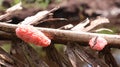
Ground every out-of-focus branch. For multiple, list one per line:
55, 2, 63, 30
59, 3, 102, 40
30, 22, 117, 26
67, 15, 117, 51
0, 2, 22, 20
71, 17, 109, 32
20, 6, 60, 25
0, 31, 13, 40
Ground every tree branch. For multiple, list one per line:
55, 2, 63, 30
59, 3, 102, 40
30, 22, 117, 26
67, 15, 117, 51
0, 23, 120, 47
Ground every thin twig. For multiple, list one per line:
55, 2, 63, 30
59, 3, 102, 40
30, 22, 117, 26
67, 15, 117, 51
0, 13, 11, 20
59, 24, 73, 30
71, 18, 90, 31
84, 17, 109, 31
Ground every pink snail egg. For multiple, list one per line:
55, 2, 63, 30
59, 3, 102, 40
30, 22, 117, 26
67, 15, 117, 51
16, 25, 51, 47
89, 37, 108, 51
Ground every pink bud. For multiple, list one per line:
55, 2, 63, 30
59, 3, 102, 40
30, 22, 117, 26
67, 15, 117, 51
89, 37, 107, 51
16, 25, 51, 47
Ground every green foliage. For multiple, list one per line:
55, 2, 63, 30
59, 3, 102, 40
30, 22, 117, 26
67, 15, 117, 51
97, 30, 114, 34
0, 0, 3, 6
0, 0, 4, 10
55, 44, 65, 53
13, 0, 21, 5
1, 44, 11, 53
0, 0, 62, 10
30, 44, 46, 56
95, 28, 116, 34
33, 0, 51, 9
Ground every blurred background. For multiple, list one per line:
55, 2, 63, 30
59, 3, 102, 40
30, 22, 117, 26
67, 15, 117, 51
0, 0, 120, 67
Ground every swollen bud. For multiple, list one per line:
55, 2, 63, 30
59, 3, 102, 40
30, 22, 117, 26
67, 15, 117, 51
16, 25, 51, 47
89, 37, 108, 51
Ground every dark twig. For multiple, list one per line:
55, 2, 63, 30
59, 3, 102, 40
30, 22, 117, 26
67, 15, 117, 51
39, 18, 67, 24
0, 31, 13, 40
